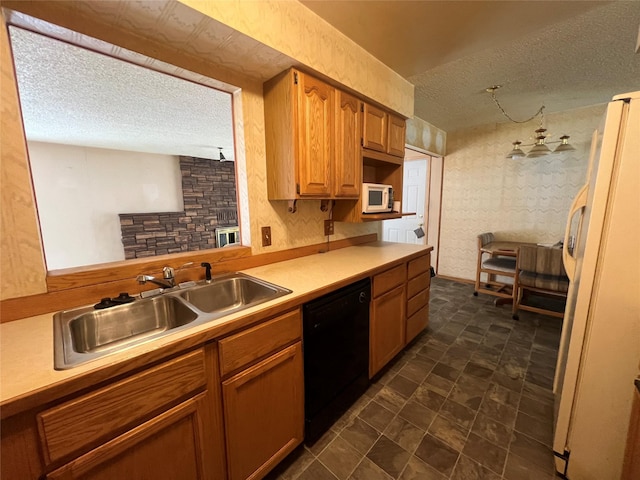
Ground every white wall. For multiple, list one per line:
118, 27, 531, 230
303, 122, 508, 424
438, 104, 606, 281
28, 141, 183, 270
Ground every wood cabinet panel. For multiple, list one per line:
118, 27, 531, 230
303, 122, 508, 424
1, 410, 43, 479
222, 342, 304, 480
406, 253, 431, 344
407, 271, 430, 299
46, 393, 212, 480
334, 90, 362, 197
218, 309, 301, 377
387, 113, 406, 157
408, 253, 430, 279
370, 285, 406, 377
265, 68, 362, 202
406, 304, 429, 345
264, 69, 296, 200
407, 289, 429, 318
362, 103, 388, 153
296, 72, 333, 196
372, 263, 406, 297
38, 350, 206, 464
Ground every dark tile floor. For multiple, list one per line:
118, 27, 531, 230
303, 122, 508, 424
266, 277, 563, 480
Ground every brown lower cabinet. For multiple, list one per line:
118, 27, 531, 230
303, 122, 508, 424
46, 393, 212, 480
370, 252, 431, 377
222, 342, 304, 480
218, 308, 304, 480
0, 308, 305, 480
370, 284, 406, 377
1, 347, 227, 480
406, 253, 431, 344
2, 255, 433, 480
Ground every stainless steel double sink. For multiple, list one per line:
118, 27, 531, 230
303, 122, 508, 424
53, 272, 291, 370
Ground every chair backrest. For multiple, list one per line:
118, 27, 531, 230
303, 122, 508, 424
477, 232, 495, 248
518, 245, 567, 277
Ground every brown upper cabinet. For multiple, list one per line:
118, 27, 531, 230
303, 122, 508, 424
264, 69, 332, 199
362, 103, 388, 153
264, 68, 407, 206
294, 72, 334, 197
264, 69, 361, 201
362, 103, 407, 158
334, 90, 362, 198
387, 113, 407, 157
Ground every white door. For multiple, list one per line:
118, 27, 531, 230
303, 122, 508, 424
383, 157, 427, 244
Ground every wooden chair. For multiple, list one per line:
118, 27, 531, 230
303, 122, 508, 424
512, 245, 569, 320
473, 232, 517, 304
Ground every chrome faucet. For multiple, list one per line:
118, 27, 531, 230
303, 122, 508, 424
137, 266, 175, 289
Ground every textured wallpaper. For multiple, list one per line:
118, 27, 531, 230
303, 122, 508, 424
438, 104, 606, 281
181, 0, 414, 118
406, 116, 447, 156
240, 83, 379, 255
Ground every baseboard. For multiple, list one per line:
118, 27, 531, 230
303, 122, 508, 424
434, 274, 474, 285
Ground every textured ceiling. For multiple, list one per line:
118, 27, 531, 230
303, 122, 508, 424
8, 0, 640, 155
302, 0, 640, 132
9, 26, 235, 161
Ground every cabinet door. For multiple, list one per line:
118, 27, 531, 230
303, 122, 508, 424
362, 103, 388, 153
387, 114, 406, 157
296, 73, 333, 196
370, 285, 406, 377
334, 90, 361, 197
223, 342, 304, 480
46, 393, 214, 480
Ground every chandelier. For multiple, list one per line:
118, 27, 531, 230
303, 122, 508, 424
486, 85, 575, 159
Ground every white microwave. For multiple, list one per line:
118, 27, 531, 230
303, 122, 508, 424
362, 183, 393, 214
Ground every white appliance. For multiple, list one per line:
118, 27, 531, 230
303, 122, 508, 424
553, 92, 640, 479
362, 183, 393, 213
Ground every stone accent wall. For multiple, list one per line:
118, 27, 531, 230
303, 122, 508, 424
120, 156, 237, 259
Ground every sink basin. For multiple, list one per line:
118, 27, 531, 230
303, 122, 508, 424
55, 295, 199, 369
179, 273, 291, 314
53, 273, 291, 369
70, 296, 198, 353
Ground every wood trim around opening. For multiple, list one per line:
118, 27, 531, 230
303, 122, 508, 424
0, 233, 378, 323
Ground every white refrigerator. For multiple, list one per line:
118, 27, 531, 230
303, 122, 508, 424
553, 91, 640, 479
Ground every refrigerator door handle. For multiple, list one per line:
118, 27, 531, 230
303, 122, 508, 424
563, 183, 588, 280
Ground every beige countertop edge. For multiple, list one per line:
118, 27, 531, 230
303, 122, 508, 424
0, 241, 431, 415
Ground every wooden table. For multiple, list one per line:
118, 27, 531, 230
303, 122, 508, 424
481, 241, 534, 257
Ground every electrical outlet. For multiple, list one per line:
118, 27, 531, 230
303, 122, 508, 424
261, 226, 272, 247
324, 219, 334, 236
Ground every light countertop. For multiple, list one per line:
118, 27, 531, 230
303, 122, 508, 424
1, 241, 431, 413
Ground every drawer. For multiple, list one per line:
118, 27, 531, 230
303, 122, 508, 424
407, 289, 429, 318
373, 263, 407, 297
407, 271, 430, 299
408, 253, 430, 279
219, 308, 301, 377
406, 305, 429, 344
38, 349, 206, 465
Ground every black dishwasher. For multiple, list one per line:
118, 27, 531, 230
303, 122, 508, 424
303, 278, 371, 443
